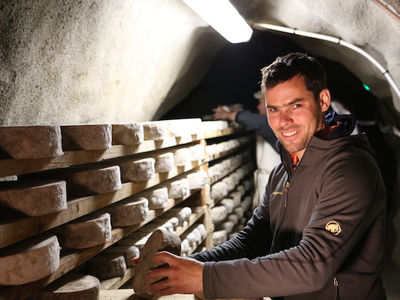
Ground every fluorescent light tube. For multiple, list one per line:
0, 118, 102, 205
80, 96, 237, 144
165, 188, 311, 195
183, 0, 253, 43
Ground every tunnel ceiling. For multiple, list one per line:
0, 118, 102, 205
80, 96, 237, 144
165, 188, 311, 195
0, 0, 399, 129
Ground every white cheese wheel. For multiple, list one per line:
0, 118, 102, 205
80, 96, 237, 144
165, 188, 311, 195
65, 165, 122, 196
154, 152, 174, 173
30, 273, 100, 300
189, 144, 205, 161
0, 126, 63, 159
57, 212, 112, 249
0, 234, 60, 285
104, 245, 140, 267
108, 196, 149, 227
142, 187, 169, 209
168, 178, 189, 199
187, 171, 208, 190
210, 181, 228, 200
87, 253, 127, 280
220, 198, 234, 214
212, 230, 227, 246
0, 180, 67, 216
112, 123, 144, 145
120, 158, 155, 182
211, 206, 228, 225
229, 191, 242, 208
227, 214, 239, 225
61, 124, 112, 150
142, 122, 167, 140
174, 148, 190, 166
216, 221, 234, 234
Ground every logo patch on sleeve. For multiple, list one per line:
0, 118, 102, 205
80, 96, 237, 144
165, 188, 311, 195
325, 221, 341, 236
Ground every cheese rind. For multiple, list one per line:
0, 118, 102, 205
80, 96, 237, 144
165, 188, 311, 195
0, 126, 63, 159
30, 273, 100, 300
108, 196, 149, 227
120, 158, 155, 182
57, 212, 112, 249
112, 123, 144, 145
0, 234, 60, 285
61, 124, 112, 150
0, 180, 67, 216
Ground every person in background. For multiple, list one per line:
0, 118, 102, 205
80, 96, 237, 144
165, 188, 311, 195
212, 92, 278, 152
212, 92, 281, 205
139, 53, 387, 300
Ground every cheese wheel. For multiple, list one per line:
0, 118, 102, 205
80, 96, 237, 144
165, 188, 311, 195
168, 179, 189, 199
30, 273, 100, 300
143, 123, 167, 140
104, 245, 140, 267
64, 165, 122, 196
189, 144, 205, 161
120, 158, 155, 182
132, 230, 181, 299
87, 253, 127, 280
0, 180, 67, 216
174, 148, 190, 166
0, 234, 60, 285
210, 181, 227, 200
212, 230, 227, 246
211, 206, 228, 225
154, 152, 174, 173
142, 187, 169, 209
112, 123, 144, 145
61, 124, 112, 150
220, 198, 234, 214
57, 212, 112, 249
0, 126, 63, 159
187, 171, 208, 190
108, 196, 149, 227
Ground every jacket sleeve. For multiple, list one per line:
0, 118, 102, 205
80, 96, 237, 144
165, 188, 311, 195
235, 111, 278, 152
201, 152, 386, 299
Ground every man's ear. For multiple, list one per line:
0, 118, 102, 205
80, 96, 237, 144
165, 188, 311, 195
319, 89, 331, 112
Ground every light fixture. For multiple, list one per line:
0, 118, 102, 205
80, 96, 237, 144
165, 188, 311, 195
183, 0, 253, 44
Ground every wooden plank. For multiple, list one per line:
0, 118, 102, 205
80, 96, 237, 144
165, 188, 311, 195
0, 134, 203, 178
0, 163, 205, 249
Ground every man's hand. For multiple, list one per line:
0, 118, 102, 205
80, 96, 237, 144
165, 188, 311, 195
212, 105, 237, 122
142, 251, 204, 296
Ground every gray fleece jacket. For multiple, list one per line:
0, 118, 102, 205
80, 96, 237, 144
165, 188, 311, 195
191, 114, 386, 299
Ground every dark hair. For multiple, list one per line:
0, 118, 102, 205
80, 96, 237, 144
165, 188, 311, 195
261, 53, 327, 101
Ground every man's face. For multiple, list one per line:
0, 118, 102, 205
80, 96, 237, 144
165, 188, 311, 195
265, 75, 330, 159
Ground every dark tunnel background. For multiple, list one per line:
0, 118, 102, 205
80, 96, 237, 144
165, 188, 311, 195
162, 30, 399, 259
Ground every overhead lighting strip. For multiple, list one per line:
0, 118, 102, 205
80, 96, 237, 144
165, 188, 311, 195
183, 0, 253, 44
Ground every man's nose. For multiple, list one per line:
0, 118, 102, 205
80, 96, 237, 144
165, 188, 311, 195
279, 110, 293, 126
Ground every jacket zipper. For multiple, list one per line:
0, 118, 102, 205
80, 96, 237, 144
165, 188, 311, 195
334, 277, 340, 300
284, 181, 290, 207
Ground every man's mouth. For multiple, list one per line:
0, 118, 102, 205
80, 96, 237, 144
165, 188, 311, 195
282, 128, 301, 137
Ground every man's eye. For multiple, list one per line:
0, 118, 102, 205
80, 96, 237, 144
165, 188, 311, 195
269, 108, 278, 113
293, 104, 301, 109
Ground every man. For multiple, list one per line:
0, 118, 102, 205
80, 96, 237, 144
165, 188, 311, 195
141, 53, 387, 299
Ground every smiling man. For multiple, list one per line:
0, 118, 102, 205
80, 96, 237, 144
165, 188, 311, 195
142, 53, 387, 300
